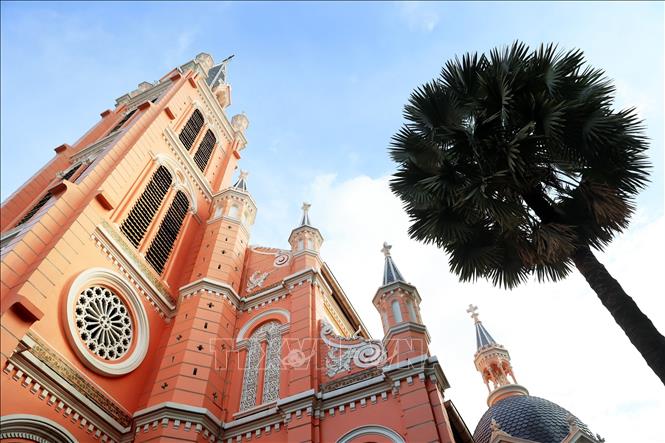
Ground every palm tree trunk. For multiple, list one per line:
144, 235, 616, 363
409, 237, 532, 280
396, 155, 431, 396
572, 245, 665, 385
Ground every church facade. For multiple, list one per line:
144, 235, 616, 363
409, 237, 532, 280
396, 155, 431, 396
0, 53, 602, 443
0, 53, 472, 443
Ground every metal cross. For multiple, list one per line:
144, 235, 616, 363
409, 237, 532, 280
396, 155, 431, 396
466, 304, 480, 322
381, 242, 392, 257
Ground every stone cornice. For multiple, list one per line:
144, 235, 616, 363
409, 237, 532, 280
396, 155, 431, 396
383, 321, 431, 344
132, 401, 221, 438
6, 334, 131, 442
179, 277, 242, 308
372, 280, 422, 306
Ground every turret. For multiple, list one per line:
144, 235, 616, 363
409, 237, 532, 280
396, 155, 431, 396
189, 170, 256, 292
467, 304, 529, 406
372, 242, 430, 363
288, 202, 323, 270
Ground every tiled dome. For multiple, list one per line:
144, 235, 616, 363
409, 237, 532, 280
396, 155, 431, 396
473, 395, 593, 443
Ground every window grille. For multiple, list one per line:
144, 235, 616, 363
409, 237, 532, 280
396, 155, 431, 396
192, 129, 216, 172
109, 109, 137, 134
120, 166, 172, 248
14, 192, 53, 227
178, 109, 204, 151
145, 191, 189, 274
239, 322, 282, 411
14, 163, 82, 228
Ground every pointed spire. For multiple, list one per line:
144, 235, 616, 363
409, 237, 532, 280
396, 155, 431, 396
233, 170, 249, 191
381, 242, 406, 286
300, 202, 312, 226
467, 304, 497, 350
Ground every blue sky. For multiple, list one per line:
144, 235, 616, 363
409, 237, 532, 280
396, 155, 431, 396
2, 2, 664, 441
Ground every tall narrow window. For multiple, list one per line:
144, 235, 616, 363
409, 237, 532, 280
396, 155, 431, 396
14, 164, 82, 228
120, 166, 172, 248
406, 300, 418, 323
239, 322, 282, 411
192, 129, 216, 172
178, 109, 204, 151
391, 300, 403, 323
145, 191, 189, 274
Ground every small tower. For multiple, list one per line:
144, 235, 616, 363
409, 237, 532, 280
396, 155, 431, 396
467, 304, 529, 406
190, 170, 256, 291
288, 202, 324, 270
373, 242, 430, 363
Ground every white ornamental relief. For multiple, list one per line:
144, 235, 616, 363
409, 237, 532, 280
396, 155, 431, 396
246, 270, 270, 293
321, 320, 386, 377
239, 321, 283, 411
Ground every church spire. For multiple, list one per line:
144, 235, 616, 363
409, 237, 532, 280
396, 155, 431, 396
467, 305, 529, 406
381, 242, 405, 286
233, 170, 249, 191
300, 202, 311, 226
467, 304, 497, 350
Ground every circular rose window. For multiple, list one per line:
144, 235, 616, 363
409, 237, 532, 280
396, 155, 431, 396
75, 286, 133, 360
65, 268, 149, 376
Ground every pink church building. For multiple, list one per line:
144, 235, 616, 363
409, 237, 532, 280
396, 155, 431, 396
0, 52, 603, 443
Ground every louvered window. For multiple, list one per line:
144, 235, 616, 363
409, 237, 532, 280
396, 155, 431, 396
120, 166, 172, 248
145, 191, 189, 274
193, 129, 216, 172
61, 163, 81, 181
109, 109, 137, 134
14, 164, 82, 228
179, 109, 204, 151
15, 192, 53, 227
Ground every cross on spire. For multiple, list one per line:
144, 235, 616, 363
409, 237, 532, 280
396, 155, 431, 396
300, 202, 311, 226
381, 242, 392, 257
467, 304, 480, 323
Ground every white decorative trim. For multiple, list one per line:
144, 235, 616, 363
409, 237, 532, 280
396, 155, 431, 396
163, 126, 213, 201
153, 152, 198, 213
337, 425, 405, 443
0, 414, 78, 443
236, 309, 290, 343
64, 268, 149, 376
321, 320, 386, 377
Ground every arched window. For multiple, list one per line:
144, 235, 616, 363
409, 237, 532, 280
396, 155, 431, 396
178, 109, 204, 151
228, 204, 240, 219
192, 129, 217, 172
406, 299, 418, 323
120, 166, 172, 248
391, 300, 403, 323
239, 321, 283, 411
145, 190, 189, 274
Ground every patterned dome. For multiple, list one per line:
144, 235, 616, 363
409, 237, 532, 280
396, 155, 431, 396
473, 395, 593, 443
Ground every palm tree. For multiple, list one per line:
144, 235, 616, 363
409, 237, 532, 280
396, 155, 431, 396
389, 42, 665, 383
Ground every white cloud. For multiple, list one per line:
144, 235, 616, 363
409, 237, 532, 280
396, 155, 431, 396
306, 173, 665, 442
398, 2, 440, 33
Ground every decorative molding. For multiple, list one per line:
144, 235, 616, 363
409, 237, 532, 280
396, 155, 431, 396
163, 126, 213, 201
92, 221, 176, 317
337, 425, 405, 443
236, 308, 290, 343
0, 414, 78, 443
64, 268, 149, 376
152, 152, 198, 214
245, 270, 270, 293
321, 320, 385, 377
69, 132, 120, 165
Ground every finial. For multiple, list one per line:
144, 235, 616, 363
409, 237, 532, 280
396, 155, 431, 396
233, 170, 249, 191
466, 304, 480, 323
490, 418, 501, 433
381, 242, 392, 257
300, 202, 311, 226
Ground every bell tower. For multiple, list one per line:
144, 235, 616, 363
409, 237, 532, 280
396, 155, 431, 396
373, 242, 430, 363
467, 304, 529, 406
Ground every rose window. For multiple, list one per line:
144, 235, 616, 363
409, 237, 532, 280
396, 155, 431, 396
75, 286, 133, 360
